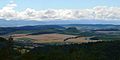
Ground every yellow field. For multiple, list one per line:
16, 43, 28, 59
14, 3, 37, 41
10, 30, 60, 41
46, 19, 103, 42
14, 34, 102, 43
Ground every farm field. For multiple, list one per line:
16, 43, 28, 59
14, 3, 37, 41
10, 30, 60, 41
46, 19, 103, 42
14, 34, 101, 43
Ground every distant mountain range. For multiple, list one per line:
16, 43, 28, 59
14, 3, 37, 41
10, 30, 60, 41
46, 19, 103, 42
0, 22, 120, 35
0, 19, 120, 27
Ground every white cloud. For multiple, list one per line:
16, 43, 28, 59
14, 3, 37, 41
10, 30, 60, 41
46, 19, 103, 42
0, 2, 120, 21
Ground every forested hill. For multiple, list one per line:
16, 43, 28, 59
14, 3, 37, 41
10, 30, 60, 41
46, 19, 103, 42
0, 25, 65, 35
19, 41, 120, 60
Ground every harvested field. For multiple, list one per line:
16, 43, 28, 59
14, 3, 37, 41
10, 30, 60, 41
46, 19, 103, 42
14, 34, 102, 43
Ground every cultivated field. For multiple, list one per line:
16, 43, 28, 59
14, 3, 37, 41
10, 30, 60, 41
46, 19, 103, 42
14, 34, 102, 43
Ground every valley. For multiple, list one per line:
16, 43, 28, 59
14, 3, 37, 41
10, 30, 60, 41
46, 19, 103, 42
0, 24, 120, 60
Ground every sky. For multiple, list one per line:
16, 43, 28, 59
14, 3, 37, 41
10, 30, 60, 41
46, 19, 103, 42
0, 0, 120, 21
0, 0, 120, 10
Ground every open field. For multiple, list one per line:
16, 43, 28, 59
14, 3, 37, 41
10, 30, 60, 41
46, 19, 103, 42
14, 34, 102, 43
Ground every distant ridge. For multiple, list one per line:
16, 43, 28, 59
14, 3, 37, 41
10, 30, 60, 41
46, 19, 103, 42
0, 19, 120, 27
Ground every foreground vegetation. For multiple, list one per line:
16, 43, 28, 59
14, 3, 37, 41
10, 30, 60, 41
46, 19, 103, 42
19, 41, 120, 60
0, 36, 119, 60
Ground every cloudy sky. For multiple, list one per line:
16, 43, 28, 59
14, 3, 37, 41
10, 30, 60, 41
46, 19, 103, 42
0, 0, 120, 21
